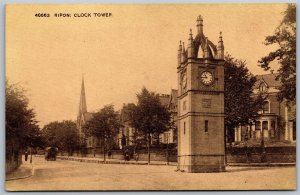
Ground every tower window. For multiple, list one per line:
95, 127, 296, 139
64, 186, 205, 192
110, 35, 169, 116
204, 120, 208, 132
184, 122, 186, 135
183, 101, 186, 111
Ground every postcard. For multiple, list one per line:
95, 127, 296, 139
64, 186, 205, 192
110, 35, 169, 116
5, 4, 296, 191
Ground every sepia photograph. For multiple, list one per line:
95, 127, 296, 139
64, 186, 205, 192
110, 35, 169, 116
5, 3, 296, 191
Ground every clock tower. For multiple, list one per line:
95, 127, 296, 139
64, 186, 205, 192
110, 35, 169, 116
177, 15, 225, 172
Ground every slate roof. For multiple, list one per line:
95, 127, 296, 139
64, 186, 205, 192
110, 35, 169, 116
254, 73, 281, 88
159, 94, 171, 107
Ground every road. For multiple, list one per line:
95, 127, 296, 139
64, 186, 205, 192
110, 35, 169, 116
6, 156, 296, 191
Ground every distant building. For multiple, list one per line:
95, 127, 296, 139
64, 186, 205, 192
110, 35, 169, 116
118, 93, 177, 149
76, 77, 102, 149
233, 73, 296, 144
118, 103, 136, 149
159, 91, 178, 144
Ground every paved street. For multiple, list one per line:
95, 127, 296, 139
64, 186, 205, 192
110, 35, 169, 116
6, 156, 296, 191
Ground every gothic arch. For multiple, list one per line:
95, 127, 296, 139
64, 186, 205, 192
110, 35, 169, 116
193, 34, 218, 58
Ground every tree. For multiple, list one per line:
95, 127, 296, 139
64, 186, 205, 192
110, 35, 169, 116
224, 55, 265, 142
259, 4, 296, 103
128, 88, 171, 164
6, 80, 44, 161
83, 105, 120, 162
42, 120, 79, 155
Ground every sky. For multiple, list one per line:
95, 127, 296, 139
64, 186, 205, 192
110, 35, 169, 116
6, 4, 287, 126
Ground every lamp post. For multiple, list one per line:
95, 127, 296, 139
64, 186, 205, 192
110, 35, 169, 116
166, 133, 169, 165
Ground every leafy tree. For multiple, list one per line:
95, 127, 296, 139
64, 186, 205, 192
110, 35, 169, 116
42, 120, 79, 155
224, 56, 265, 142
259, 4, 296, 103
128, 88, 171, 164
83, 105, 120, 162
6, 80, 44, 161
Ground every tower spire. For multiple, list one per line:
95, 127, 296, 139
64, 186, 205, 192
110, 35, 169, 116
187, 29, 195, 58
178, 40, 182, 67
217, 31, 224, 59
181, 42, 187, 63
196, 15, 203, 34
78, 75, 87, 116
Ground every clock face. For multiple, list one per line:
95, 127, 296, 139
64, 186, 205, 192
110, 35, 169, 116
182, 72, 187, 88
201, 71, 213, 85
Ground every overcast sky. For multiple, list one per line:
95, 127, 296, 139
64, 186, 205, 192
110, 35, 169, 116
6, 4, 287, 126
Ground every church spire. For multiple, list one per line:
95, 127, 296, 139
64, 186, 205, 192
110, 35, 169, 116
78, 75, 87, 116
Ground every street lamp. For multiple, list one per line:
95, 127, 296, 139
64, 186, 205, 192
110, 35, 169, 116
166, 133, 169, 165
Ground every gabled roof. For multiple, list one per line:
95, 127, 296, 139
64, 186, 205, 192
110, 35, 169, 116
254, 73, 281, 88
120, 103, 135, 123
159, 94, 170, 107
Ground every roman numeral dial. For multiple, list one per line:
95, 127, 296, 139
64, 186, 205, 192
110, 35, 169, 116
200, 71, 213, 85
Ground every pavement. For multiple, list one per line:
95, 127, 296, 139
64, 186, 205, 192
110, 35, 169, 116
6, 156, 296, 191
7, 154, 295, 182
6, 159, 33, 181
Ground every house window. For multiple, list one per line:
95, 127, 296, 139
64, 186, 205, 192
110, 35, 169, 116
204, 120, 208, 132
164, 133, 170, 143
259, 83, 267, 92
255, 121, 261, 130
271, 120, 276, 138
262, 121, 268, 131
184, 122, 186, 135
183, 101, 186, 111
262, 100, 270, 113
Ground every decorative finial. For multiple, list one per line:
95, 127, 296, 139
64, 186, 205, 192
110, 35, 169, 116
178, 40, 182, 52
180, 42, 187, 63
197, 15, 203, 21
217, 32, 224, 60
189, 29, 193, 40
196, 15, 203, 34
187, 29, 195, 58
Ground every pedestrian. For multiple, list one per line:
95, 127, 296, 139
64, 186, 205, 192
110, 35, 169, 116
25, 151, 28, 162
134, 151, 139, 162
124, 149, 129, 161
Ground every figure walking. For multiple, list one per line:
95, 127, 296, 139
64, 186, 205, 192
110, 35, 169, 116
25, 151, 28, 162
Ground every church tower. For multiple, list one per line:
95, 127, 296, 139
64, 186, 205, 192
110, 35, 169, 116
78, 76, 87, 116
177, 15, 225, 172
77, 76, 88, 137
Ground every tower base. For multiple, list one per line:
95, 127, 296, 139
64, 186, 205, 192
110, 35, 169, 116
178, 154, 225, 173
